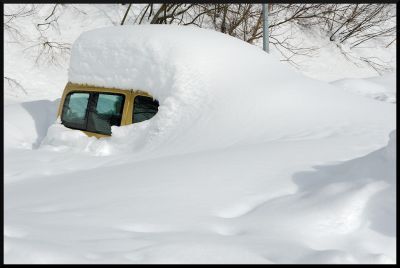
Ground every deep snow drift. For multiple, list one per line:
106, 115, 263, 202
4, 25, 396, 264
42, 25, 394, 158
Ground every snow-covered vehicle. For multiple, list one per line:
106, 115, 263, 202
49, 24, 395, 153
58, 27, 168, 138
4, 22, 396, 264
58, 83, 159, 137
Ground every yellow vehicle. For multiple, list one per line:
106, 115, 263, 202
57, 82, 159, 138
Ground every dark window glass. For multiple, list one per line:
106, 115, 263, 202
61, 91, 125, 135
133, 96, 159, 124
87, 93, 125, 135
61, 92, 90, 129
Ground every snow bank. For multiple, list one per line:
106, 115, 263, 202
5, 129, 396, 264
42, 25, 395, 157
4, 100, 59, 150
330, 73, 396, 103
5, 11, 396, 265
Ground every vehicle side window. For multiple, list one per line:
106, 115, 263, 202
61, 92, 90, 129
133, 96, 159, 124
87, 93, 125, 135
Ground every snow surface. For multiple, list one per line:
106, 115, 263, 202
44, 25, 395, 158
4, 4, 395, 105
4, 24, 396, 264
330, 73, 396, 103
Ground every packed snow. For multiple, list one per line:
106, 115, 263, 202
4, 23, 396, 264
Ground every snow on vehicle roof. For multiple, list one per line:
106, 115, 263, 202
68, 25, 280, 101
59, 25, 394, 156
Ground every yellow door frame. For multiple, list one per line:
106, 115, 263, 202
58, 82, 155, 138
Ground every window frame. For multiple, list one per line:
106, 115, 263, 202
61, 90, 126, 136
61, 91, 91, 131
58, 83, 159, 137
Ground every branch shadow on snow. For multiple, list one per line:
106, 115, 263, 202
292, 130, 396, 238
21, 99, 60, 149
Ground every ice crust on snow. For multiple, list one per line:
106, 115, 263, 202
44, 25, 395, 156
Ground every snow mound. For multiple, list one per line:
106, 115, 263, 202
330, 73, 396, 103
4, 100, 59, 150
5, 129, 396, 264
42, 25, 394, 157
